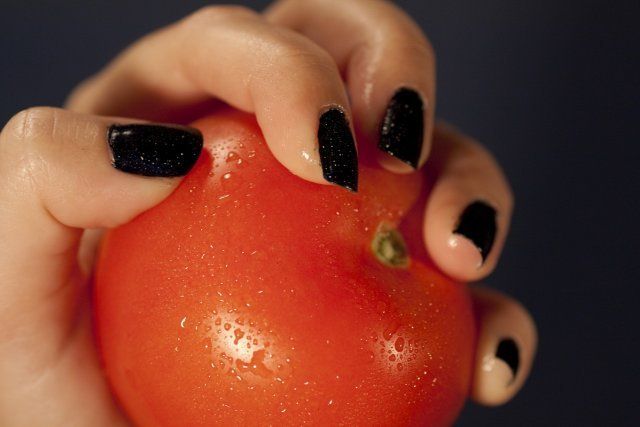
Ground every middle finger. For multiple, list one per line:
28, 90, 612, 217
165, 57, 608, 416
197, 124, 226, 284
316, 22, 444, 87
266, 0, 436, 173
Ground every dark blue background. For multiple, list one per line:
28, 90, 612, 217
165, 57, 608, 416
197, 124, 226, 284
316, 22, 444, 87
2, 1, 638, 425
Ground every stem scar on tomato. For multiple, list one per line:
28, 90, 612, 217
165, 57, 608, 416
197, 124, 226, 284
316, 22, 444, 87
371, 222, 410, 268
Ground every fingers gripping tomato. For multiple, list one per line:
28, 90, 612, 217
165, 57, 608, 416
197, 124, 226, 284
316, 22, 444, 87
94, 109, 476, 426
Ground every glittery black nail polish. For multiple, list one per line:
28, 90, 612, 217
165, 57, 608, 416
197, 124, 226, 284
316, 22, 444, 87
108, 124, 203, 177
496, 338, 520, 379
318, 108, 359, 192
378, 87, 424, 169
453, 201, 497, 262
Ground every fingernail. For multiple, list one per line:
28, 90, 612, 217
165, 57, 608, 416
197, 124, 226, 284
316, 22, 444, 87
108, 124, 203, 177
496, 338, 520, 381
378, 87, 424, 169
453, 201, 497, 263
318, 108, 359, 192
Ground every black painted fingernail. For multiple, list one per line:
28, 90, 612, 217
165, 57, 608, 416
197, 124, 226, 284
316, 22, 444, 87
496, 338, 520, 380
378, 87, 424, 169
453, 201, 497, 262
318, 108, 359, 192
108, 124, 203, 177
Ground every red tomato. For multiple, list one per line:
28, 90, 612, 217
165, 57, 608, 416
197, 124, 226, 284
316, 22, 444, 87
94, 109, 476, 426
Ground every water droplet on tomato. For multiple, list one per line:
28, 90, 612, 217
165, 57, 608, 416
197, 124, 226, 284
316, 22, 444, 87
225, 151, 238, 162
394, 337, 405, 352
235, 349, 273, 378
383, 321, 400, 341
233, 328, 245, 345
202, 337, 211, 350
397, 363, 404, 371
376, 301, 388, 315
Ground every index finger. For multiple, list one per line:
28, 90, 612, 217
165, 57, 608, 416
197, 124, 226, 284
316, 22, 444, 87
68, 6, 358, 191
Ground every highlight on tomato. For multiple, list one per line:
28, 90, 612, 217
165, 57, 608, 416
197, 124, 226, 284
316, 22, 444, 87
94, 109, 476, 426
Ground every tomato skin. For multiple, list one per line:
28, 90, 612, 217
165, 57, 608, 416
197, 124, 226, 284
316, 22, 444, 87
94, 109, 475, 426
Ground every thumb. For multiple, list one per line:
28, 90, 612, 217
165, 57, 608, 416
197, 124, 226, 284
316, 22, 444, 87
0, 107, 202, 425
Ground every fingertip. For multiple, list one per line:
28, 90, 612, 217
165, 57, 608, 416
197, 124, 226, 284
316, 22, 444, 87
318, 107, 359, 192
423, 124, 513, 282
425, 200, 503, 283
264, 105, 359, 193
470, 287, 538, 406
376, 87, 428, 172
376, 150, 419, 174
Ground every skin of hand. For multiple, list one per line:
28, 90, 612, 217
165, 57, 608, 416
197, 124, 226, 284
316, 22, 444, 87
0, 1, 536, 425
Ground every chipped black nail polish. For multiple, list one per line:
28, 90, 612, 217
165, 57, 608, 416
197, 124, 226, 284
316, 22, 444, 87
496, 338, 520, 380
378, 87, 424, 169
453, 201, 497, 262
108, 124, 203, 177
318, 108, 359, 192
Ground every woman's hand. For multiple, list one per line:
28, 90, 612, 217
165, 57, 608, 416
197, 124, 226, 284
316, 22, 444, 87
0, 1, 536, 425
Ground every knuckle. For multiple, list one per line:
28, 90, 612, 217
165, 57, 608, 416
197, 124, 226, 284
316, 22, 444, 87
183, 5, 256, 27
280, 43, 332, 70
2, 107, 57, 148
271, 37, 337, 77
65, 75, 99, 111
389, 29, 435, 62
371, 3, 435, 61
470, 141, 514, 212
0, 107, 59, 188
